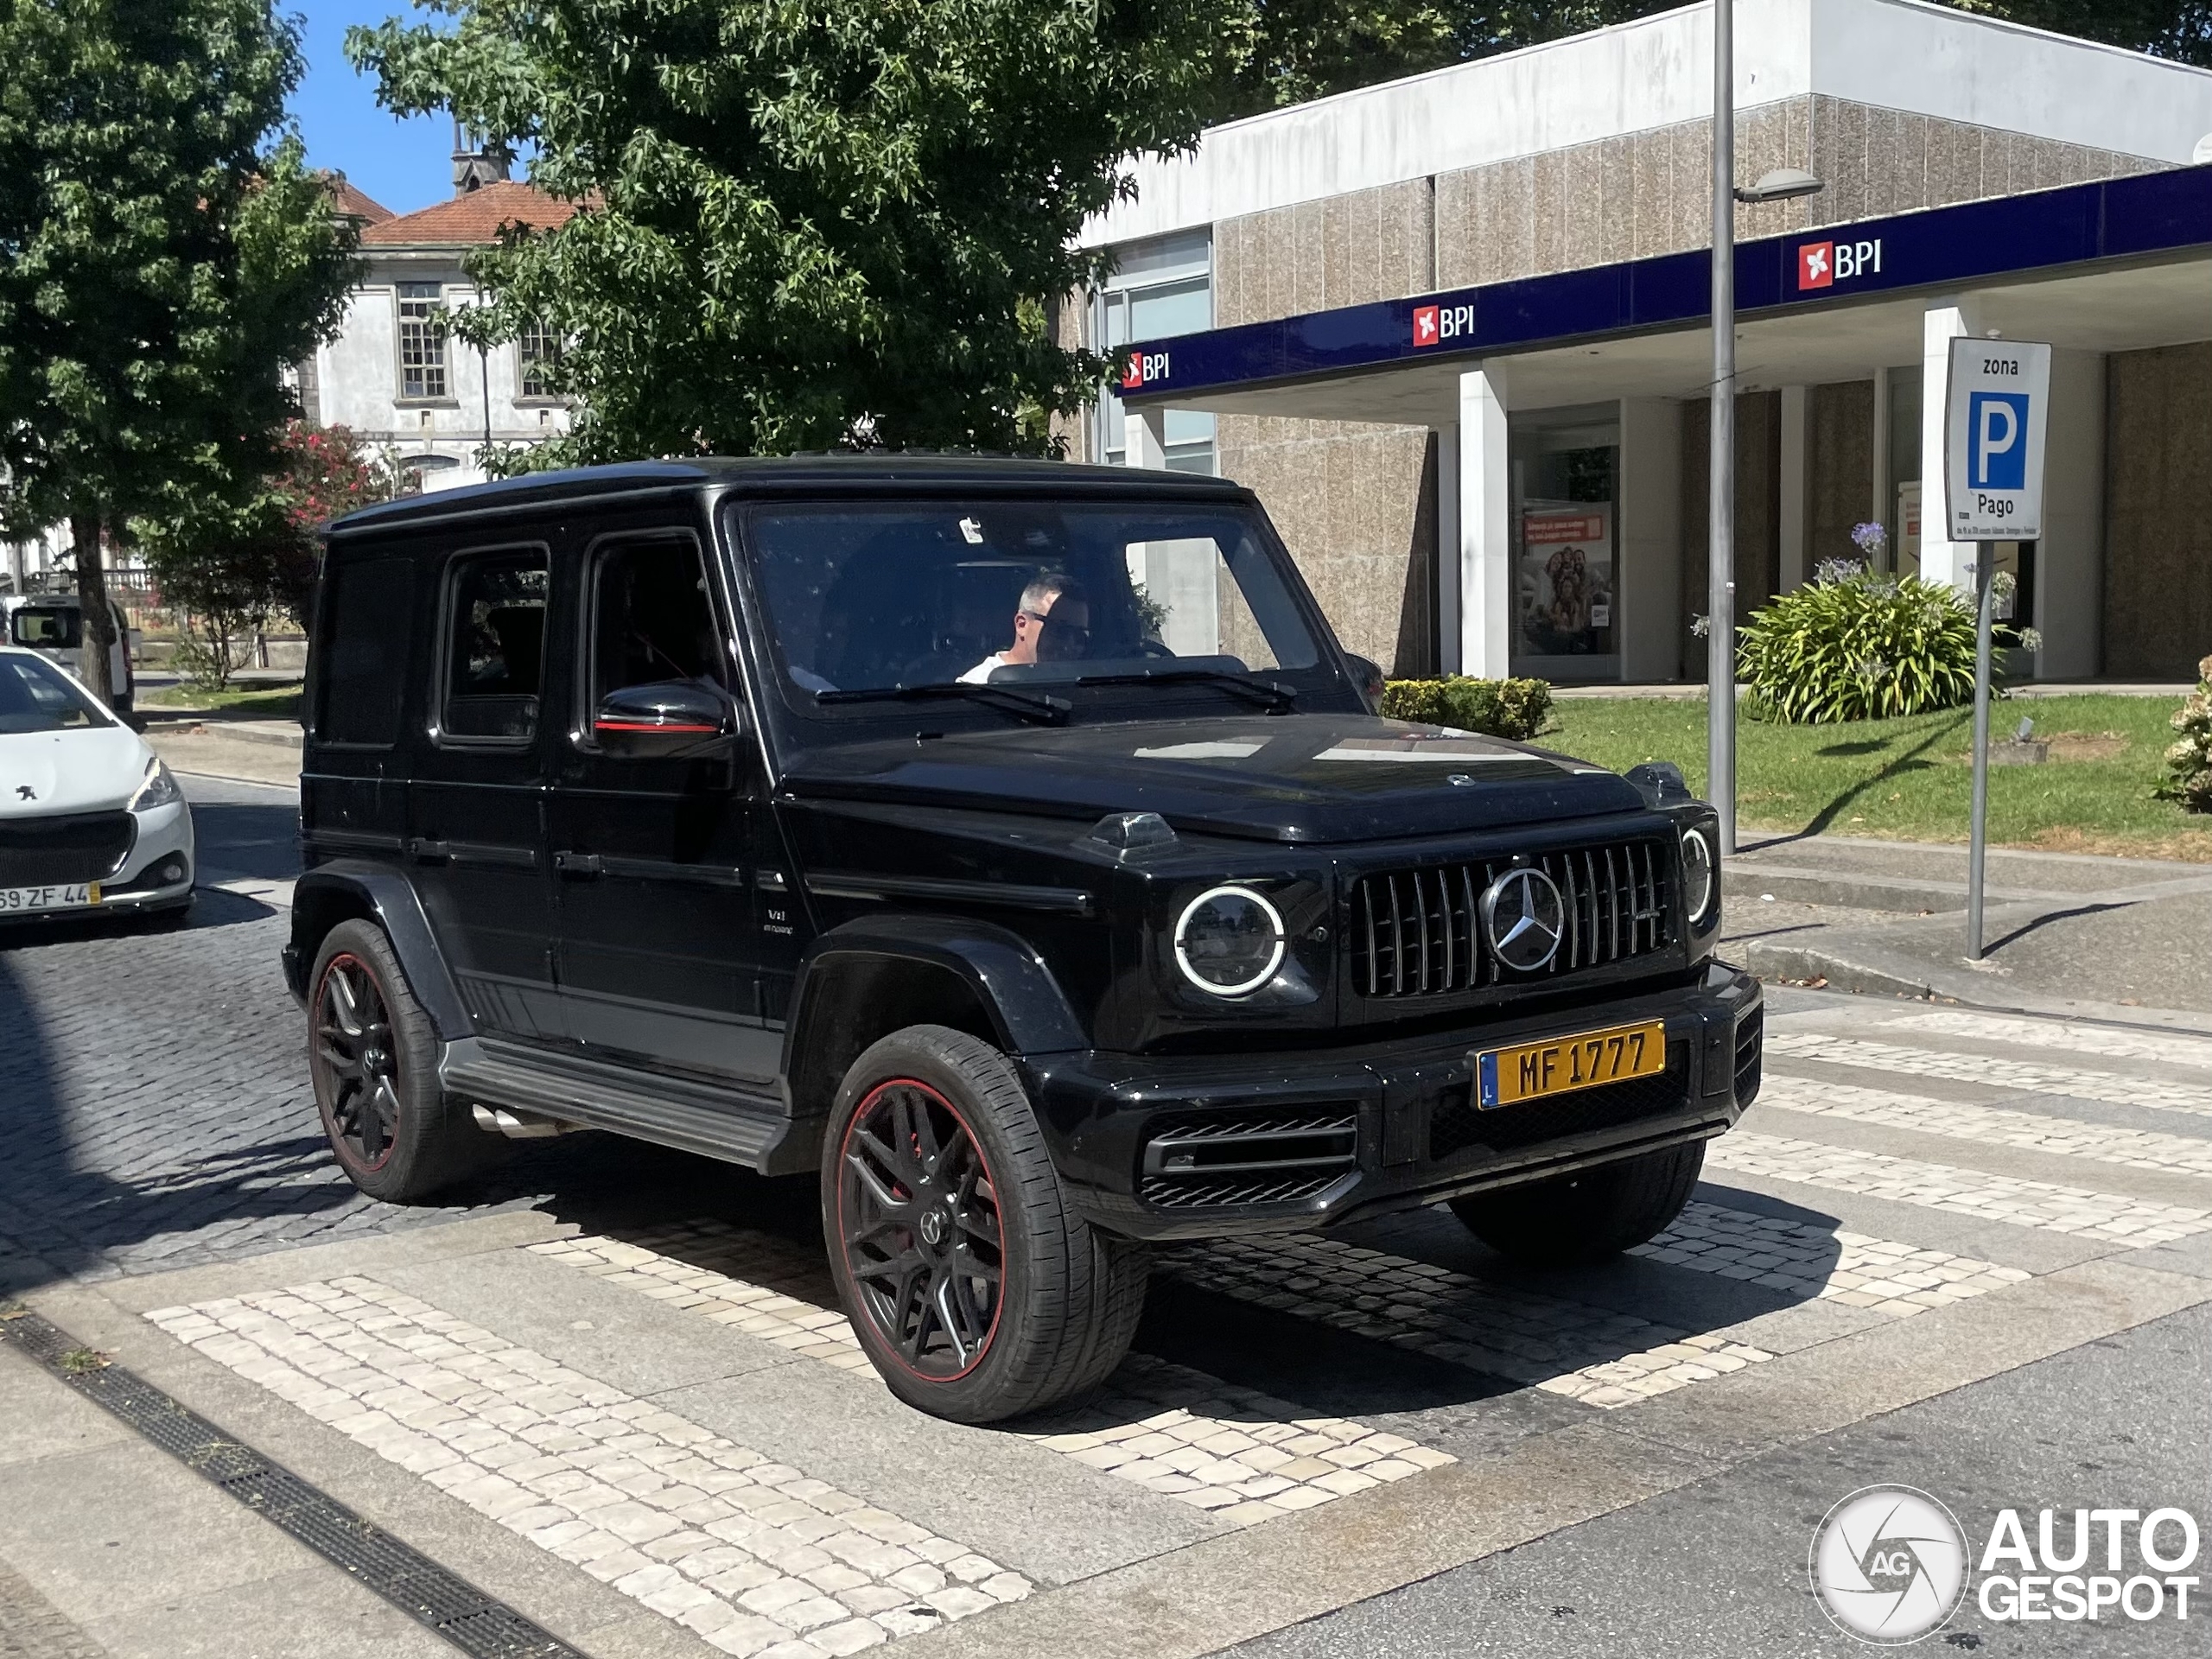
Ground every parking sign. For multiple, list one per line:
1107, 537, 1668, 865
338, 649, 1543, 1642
1944, 338, 2050, 539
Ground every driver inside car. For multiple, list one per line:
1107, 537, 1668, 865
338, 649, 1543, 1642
958, 577, 1090, 682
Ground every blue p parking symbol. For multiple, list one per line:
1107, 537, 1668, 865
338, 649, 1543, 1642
1969, 391, 2030, 490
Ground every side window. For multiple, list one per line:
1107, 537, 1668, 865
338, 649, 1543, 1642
316, 555, 415, 747
588, 537, 725, 714
442, 550, 549, 742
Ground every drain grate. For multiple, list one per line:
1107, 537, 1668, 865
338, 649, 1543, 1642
0, 1306, 584, 1659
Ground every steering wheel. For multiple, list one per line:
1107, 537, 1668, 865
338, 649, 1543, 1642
1135, 637, 1177, 659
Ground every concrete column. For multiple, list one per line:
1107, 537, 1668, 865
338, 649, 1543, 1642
1777, 385, 1809, 591
1919, 297, 1989, 592
1617, 397, 1683, 682
2034, 347, 2107, 678
1458, 364, 1512, 677
1434, 423, 1461, 675
1129, 406, 1167, 470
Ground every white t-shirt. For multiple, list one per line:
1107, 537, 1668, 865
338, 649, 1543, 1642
957, 654, 1009, 684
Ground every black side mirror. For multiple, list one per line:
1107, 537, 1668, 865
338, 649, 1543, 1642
1344, 653, 1386, 710
592, 678, 739, 759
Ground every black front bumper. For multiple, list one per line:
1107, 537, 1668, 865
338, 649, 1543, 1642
1027, 961, 1763, 1241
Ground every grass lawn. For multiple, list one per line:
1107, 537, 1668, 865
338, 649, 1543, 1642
140, 683, 301, 721
1541, 693, 2212, 861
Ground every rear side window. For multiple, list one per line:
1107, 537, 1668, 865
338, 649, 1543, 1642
316, 556, 415, 747
8, 607, 82, 651
442, 549, 549, 741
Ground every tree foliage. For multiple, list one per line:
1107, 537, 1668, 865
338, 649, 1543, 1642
1223, 0, 2209, 117
0, 0, 359, 699
348, 0, 1231, 461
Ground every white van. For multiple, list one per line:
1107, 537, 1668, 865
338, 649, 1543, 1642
0, 594, 135, 713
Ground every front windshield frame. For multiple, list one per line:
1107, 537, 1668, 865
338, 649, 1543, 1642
0, 651, 117, 734
717, 486, 1363, 753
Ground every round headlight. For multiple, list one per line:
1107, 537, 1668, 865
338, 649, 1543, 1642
1681, 826, 1717, 926
1173, 886, 1287, 997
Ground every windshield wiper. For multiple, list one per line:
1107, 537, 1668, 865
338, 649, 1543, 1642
1074, 667, 1298, 713
812, 682, 1071, 726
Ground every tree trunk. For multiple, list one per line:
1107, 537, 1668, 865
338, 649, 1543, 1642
71, 511, 118, 706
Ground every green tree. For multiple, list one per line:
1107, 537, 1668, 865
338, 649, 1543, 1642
347, 0, 1231, 462
0, 0, 359, 704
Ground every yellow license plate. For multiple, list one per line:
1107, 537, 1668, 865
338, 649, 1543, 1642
1476, 1019, 1667, 1109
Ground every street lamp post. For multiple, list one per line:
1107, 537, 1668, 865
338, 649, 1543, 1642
1708, 0, 1737, 854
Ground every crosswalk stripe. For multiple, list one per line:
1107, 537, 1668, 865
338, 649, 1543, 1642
1162, 1234, 1776, 1408
1708, 1130, 2212, 1244
1757, 1073, 2212, 1178
1765, 1032, 2212, 1116
1633, 1200, 2031, 1313
147, 1278, 1029, 1656
1883, 1009, 2212, 1071
531, 1225, 1453, 1521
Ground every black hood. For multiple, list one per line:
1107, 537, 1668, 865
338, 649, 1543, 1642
781, 714, 1645, 844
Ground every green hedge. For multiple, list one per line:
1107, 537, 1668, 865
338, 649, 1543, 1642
1380, 676, 1554, 741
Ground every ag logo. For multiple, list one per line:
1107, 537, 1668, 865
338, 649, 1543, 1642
1478, 866, 1564, 972
1810, 1486, 1970, 1644
15, 785, 33, 801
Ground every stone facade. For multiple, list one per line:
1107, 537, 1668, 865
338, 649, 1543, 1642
1129, 98, 2158, 677
2104, 341, 2212, 681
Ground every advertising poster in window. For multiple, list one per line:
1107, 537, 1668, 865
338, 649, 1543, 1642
1517, 505, 1614, 657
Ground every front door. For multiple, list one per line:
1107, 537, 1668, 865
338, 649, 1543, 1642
407, 540, 563, 1041
548, 527, 778, 1084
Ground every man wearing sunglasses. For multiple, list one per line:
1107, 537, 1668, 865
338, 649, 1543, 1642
958, 575, 1090, 683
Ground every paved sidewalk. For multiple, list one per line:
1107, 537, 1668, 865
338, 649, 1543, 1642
1725, 834, 2212, 1025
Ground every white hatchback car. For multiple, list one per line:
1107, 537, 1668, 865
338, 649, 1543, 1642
0, 645, 194, 925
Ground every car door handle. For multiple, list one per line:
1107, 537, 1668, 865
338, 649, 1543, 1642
408, 837, 451, 862
553, 850, 603, 876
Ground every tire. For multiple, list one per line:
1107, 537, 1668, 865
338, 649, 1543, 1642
308, 919, 499, 1201
822, 1024, 1147, 1424
1448, 1140, 1705, 1268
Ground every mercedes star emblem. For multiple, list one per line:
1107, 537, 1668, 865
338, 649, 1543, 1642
1480, 866, 1566, 972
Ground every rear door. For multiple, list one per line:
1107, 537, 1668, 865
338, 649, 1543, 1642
547, 522, 776, 1083
405, 538, 564, 1042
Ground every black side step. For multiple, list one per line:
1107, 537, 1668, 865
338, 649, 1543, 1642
441, 1039, 819, 1176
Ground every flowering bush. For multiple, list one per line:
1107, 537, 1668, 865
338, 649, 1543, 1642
2155, 654, 2212, 813
1737, 564, 1984, 723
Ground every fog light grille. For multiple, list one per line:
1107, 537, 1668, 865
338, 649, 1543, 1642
1139, 1109, 1358, 1210
1733, 1009, 1764, 1104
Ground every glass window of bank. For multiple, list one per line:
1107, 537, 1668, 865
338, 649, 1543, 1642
1094, 232, 1216, 474
1510, 407, 1619, 682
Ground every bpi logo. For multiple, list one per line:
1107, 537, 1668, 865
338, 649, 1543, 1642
1122, 349, 1169, 391
1413, 302, 1475, 347
1799, 238, 1884, 290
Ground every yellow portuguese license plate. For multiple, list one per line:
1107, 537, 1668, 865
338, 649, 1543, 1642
1476, 1019, 1667, 1109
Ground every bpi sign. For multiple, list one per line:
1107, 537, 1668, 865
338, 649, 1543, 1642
1797, 237, 1883, 289
1412, 302, 1476, 347
1121, 349, 1170, 391
1943, 338, 2051, 539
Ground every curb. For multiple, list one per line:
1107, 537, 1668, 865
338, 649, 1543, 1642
1742, 938, 1936, 1000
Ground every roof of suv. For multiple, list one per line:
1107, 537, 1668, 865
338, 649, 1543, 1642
327, 454, 1248, 537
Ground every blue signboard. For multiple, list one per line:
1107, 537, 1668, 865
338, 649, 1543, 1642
1116, 165, 2212, 403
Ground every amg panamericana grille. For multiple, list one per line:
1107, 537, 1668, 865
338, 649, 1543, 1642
1351, 836, 1675, 998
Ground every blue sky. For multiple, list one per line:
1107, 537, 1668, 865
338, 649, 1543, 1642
289, 3, 453, 217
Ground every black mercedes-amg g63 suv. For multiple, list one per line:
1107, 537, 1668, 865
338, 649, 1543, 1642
287, 456, 1761, 1423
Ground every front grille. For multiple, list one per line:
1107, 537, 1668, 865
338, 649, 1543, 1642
1351, 836, 1674, 999
1139, 1108, 1359, 1210
1430, 1046, 1689, 1161
1733, 1010, 1764, 1104
0, 810, 135, 886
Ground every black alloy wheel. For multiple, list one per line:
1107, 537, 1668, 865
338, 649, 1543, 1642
306, 918, 499, 1201
836, 1077, 1005, 1379
314, 951, 402, 1173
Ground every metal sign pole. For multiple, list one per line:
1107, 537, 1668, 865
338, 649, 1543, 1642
1708, 0, 1737, 854
1967, 542, 1995, 960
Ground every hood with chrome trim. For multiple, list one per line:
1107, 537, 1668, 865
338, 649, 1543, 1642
0, 724, 156, 816
783, 714, 1643, 843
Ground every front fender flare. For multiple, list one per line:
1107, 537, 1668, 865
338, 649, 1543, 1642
782, 912, 1089, 1081
288, 863, 473, 1041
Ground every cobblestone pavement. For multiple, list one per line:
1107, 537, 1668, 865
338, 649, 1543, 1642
9, 773, 2212, 1655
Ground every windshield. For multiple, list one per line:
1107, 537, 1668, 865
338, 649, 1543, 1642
738, 500, 1342, 724
0, 652, 113, 733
